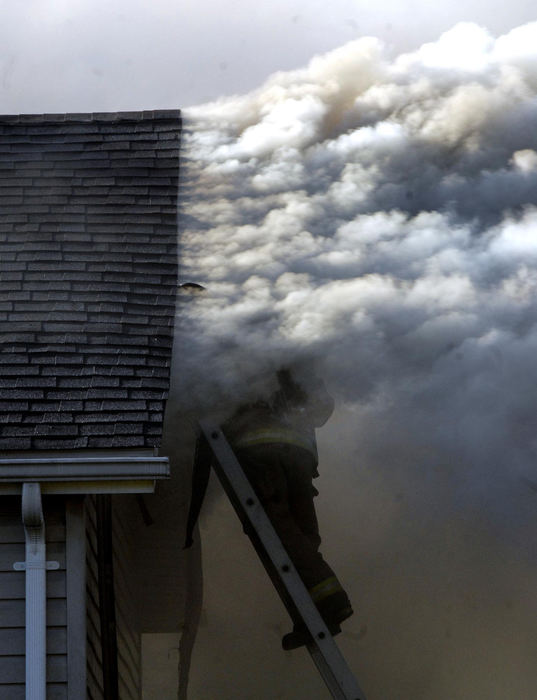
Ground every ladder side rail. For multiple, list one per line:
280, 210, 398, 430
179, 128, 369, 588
199, 420, 366, 700
245, 531, 353, 700
229, 502, 305, 626
199, 420, 329, 631
196, 434, 303, 626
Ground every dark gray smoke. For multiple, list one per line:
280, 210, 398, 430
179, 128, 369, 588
171, 22, 537, 699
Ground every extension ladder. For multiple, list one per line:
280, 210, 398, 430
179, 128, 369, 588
199, 419, 367, 700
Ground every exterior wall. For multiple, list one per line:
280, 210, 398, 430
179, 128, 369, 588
0, 492, 140, 699
0, 495, 68, 699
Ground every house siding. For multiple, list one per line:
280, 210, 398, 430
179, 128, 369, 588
0, 496, 68, 699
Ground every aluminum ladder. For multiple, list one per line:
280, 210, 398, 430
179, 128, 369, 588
199, 419, 367, 700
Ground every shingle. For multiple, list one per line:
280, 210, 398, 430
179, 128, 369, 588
158, 132, 179, 141
133, 124, 155, 133
29, 402, 62, 412
17, 251, 63, 262
84, 320, 123, 333
144, 357, 169, 368
113, 422, 145, 434
79, 423, 116, 436
34, 424, 79, 436
75, 412, 149, 423
130, 390, 166, 400
33, 437, 89, 449
0, 413, 22, 424
0, 401, 29, 411
141, 368, 169, 379
0, 354, 28, 365
148, 413, 164, 423
0, 377, 57, 388
42, 322, 87, 333
47, 391, 89, 400
85, 389, 127, 399
0, 364, 40, 375
58, 375, 121, 398
1, 425, 36, 437
40, 366, 84, 376
87, 435, 145, 448
9, 311, 88, 322
144, 425, 163, 436
59, 401, 83, 411
117, 355, 148, 367
77, 353, 120, 365
33, 412, 74, 424
100, 400, 147, 411
81, 422, 144, 436
133, 377, 170, 389
2, 322, 42, 332
0, 437, 32, 449
35, 333, 87, 344
0, 261, 29, 272
0, 389, 44, 400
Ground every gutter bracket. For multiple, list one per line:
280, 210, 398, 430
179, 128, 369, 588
13, 561, 60, 571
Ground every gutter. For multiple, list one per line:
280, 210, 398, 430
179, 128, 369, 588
0, 453, 169, 480
0, 451, 170, 494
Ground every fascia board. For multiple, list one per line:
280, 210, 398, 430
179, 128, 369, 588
0, 451, 169, 493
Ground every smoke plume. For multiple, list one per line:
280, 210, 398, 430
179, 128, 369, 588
172, 22, 537, 699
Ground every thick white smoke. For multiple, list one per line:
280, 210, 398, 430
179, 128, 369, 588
173, 22, 537, 699
178, 21, 537, 474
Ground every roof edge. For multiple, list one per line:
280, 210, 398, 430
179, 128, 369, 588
0, 109, 181, 124
0, 451, 170, 481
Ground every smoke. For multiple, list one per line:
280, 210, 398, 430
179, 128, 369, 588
173, 22, 537, 699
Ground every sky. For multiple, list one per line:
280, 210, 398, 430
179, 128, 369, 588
3, 2, 537, 699
0, 0, 536, 111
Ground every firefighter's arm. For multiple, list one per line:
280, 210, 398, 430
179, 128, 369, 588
308, 377, 334, 427
277, 367, 334, 427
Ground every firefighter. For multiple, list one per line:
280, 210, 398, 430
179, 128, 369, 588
185, 365, 353, 650
225, 368, 353, 648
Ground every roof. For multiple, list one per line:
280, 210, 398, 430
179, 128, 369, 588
0, 110, 181, 451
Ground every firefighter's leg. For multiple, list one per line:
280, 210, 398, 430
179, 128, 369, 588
237, 446, 334, 586
285, 447, 322, 551
237, 446, 352, 648
282, 446, 353, 648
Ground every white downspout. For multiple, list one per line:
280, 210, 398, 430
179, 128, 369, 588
13, 483, 59, 700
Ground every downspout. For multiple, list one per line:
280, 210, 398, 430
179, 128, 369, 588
14, 483, 59, 700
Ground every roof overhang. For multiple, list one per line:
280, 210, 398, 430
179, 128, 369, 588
0, 449, 170, 494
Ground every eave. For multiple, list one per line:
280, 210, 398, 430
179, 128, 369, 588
0, 448, 169, 494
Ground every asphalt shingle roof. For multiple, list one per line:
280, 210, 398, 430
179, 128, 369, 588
0, 110, 181, 451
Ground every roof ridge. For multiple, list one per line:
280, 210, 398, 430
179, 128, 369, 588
0, 110, 181, 124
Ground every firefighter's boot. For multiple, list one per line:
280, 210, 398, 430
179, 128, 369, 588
281, 586, 353, 650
